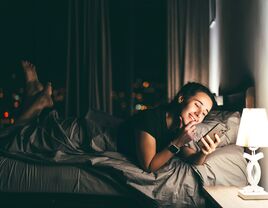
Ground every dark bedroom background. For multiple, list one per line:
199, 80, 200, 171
0, 0, 166, 126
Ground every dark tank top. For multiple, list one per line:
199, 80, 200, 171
117, 106, 173, 160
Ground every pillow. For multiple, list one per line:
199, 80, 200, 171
193, 144, 247, 187
187, 111, 241, 151
84, 109, 123, 152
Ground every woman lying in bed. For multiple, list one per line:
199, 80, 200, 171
1, 61, 221, 173
117, 82, 221, 172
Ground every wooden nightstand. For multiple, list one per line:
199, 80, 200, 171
203, 186, 268, 208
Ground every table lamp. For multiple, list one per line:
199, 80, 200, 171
236, 108, 268, 199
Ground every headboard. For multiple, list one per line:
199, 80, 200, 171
218, 86, 255, 111
245, 86, 255, 108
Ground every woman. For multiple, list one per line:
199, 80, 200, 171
1, 62, 221, 173
117, 82, 221, 172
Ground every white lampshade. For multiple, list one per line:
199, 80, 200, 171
236, 108, 268, 147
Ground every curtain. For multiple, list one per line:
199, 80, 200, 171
65, 0, 112, 117
167, 0, 209, 101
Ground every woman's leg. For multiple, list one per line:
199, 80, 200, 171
21, 60, 44, 97
16, 82, 54, 124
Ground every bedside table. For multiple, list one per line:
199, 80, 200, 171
203, 186, 268, 208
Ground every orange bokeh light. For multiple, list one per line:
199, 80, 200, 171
3, 111, 9, 118
142, 81, 150, 88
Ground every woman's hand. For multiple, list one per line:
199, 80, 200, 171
173, 119, 198, 147
199, 134, 221, 155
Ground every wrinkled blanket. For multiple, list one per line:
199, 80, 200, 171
0, 109, 246, 208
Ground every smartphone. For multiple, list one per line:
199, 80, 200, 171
197, 123, 228, 149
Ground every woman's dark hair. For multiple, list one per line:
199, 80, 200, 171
168, 82, 217, 113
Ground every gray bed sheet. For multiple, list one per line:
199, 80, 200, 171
0, 154, 127, 195
0, 150, 205, 208
0, 109, 247, 208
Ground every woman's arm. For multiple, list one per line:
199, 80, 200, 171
180, 134, 221, 165
136, 131, 176, 173
136, 120, 198, 172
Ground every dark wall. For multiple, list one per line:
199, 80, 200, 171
218, 0, 255, 94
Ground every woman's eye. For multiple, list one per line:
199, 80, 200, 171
195, 103, 199, 107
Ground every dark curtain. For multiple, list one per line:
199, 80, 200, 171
167, 0, 209, 101
65, 0, 112, 118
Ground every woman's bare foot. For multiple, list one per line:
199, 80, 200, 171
16, 83, 54, 124
21, 60, 44, 97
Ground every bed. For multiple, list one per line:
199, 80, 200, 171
0, 87, 254, 208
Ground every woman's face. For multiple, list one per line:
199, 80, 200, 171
180, 92, 213, 126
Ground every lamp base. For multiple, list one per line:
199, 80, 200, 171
238, 186, 268, 200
